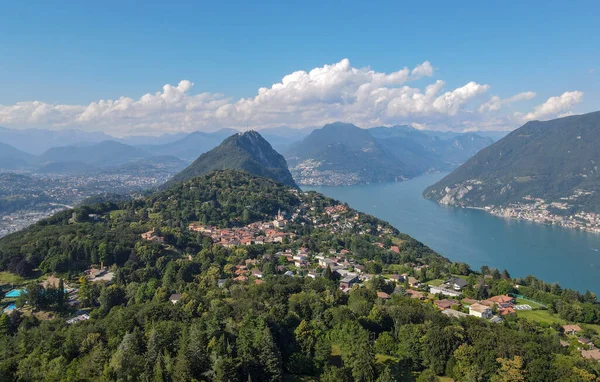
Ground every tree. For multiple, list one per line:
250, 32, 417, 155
99, 285, 125, 314
490, 356, 526, 382
57, 278, 66, 311
451, 344, 483, 381
258, 326, 283, 382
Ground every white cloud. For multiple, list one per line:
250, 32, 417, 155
411, 61, 433, 78
516, 91, 584, 122
0, 59, 585, 135
478, 91, 536, 113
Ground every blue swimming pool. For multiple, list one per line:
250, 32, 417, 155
3, 303, 16, 313
5, 289, 24, 298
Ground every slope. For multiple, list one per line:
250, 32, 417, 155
424, 111, 600, 213
166, 131, 297, 188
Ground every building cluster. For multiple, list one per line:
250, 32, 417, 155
561, 324, 600, 361
289, 159, 362, 186
0, 168, 182, 238
487, 191, 600, 233
188, 209, 293, 248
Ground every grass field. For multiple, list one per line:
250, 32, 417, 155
517, 309, 565, 325
427, 279, 444, 287
0, 272, 26, 285
515, 297, 544, 308
109, 209, 125, 219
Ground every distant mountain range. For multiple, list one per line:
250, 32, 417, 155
139, 129, 239, 161
0, 125, 499, 180
286, 123, 409, 185
285, 122, 494, 185
424, 111, 600, 214
166, 131, 298, 188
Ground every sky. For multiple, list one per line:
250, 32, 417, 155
0, 0, 598, 137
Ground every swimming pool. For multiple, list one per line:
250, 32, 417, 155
3, 303, 16, 313
5, 289, 24, 298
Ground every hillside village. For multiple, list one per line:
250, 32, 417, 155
3, 183, 600, 371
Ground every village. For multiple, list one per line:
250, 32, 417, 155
3, 194, 600, 364
486, 192, 600, 234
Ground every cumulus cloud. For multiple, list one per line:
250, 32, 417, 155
478, 91, 536, 113
0, 59, 584, 135
516, 91, 584, 122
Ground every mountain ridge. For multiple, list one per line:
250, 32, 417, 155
423, 111, 600, 231
166, 130, 298, 188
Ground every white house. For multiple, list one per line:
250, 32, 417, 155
429, 285, 462, 297
469, 303, 493, 319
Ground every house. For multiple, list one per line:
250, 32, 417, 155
42, 275, 62, 289
407, 277, 420, 287
377, 291, 390, 299
284, 270, 294, 277
319, 258, 335, 268
490, 316, 504, 324
462, 298, 479, 305
499, 307, 515, 316
254, 279, 265, 285
578, 337, 593, 346
141, 228, 165, 243
434, 299, 459, 310
563, 324, 583, 335
307, 271, 318, 279
445, 277, 468, 291
429, 285, 462, 298
390, 246, 400, 253
581, 349, 600, 361
233, 275, 248, 282
251, 269, 263, 279
404, 289, 425, 299
339, 275, 359, 289
442, 309, 469, 319
469, 303, 493, 319
169, 294, 182, 304
217, 279, 227, 288
387, 274, 404, 283
487, 295, 515, 305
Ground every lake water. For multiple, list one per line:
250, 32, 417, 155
306, 173, 600, 294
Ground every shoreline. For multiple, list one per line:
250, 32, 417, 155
462, 205, 600, 235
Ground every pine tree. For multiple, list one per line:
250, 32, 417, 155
258, 327, 283, 382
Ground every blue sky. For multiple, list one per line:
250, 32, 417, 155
0, 0, 598, 135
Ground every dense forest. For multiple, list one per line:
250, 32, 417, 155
1, 170, 600, 381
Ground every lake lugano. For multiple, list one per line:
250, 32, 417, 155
305, 173, 600, 294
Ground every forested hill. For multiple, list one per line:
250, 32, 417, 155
286, 122, 409, 185
285, 122, 493, 186
1, 170, 600, 381
424, 111, 600, 212
166, 130, 298, 188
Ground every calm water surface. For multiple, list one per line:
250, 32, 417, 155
306, 173, 600, 294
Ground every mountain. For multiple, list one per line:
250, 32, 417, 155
369, 125, 493, 168
142, 129, 239, 161
424, 111, 600, 214
166, 130, 298, 188
36, 140, 152, 167
0, 126, 113, 155
285, 123, 493, 186
285, 122, 408, 185
0, 142, 35, 169
118, 132, 189, 146
35, 161, 99, 175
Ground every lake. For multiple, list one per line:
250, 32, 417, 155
306, 173, 600, 294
